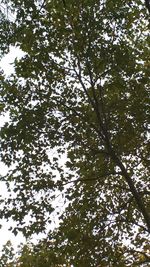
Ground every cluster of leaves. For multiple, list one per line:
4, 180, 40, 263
0, 239, 150, 267
0, 0, 150, 266
0, 240, 65, 267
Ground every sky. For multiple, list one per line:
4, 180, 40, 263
0, 46, 26, 251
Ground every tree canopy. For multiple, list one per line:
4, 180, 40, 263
0, 0, 150, 266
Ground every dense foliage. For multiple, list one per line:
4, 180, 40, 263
0, 0, 150, 266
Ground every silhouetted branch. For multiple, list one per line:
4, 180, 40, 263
145, 0, 150, 14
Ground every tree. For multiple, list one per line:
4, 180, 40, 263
0, 238, 149, 267
0, 0, 150, 266
0, 241, 15, 267
0, 240, 70, 267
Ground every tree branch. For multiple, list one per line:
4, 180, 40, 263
107, 146, 150, 232
62, 171, 120, 186
145, 0, 150, 14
